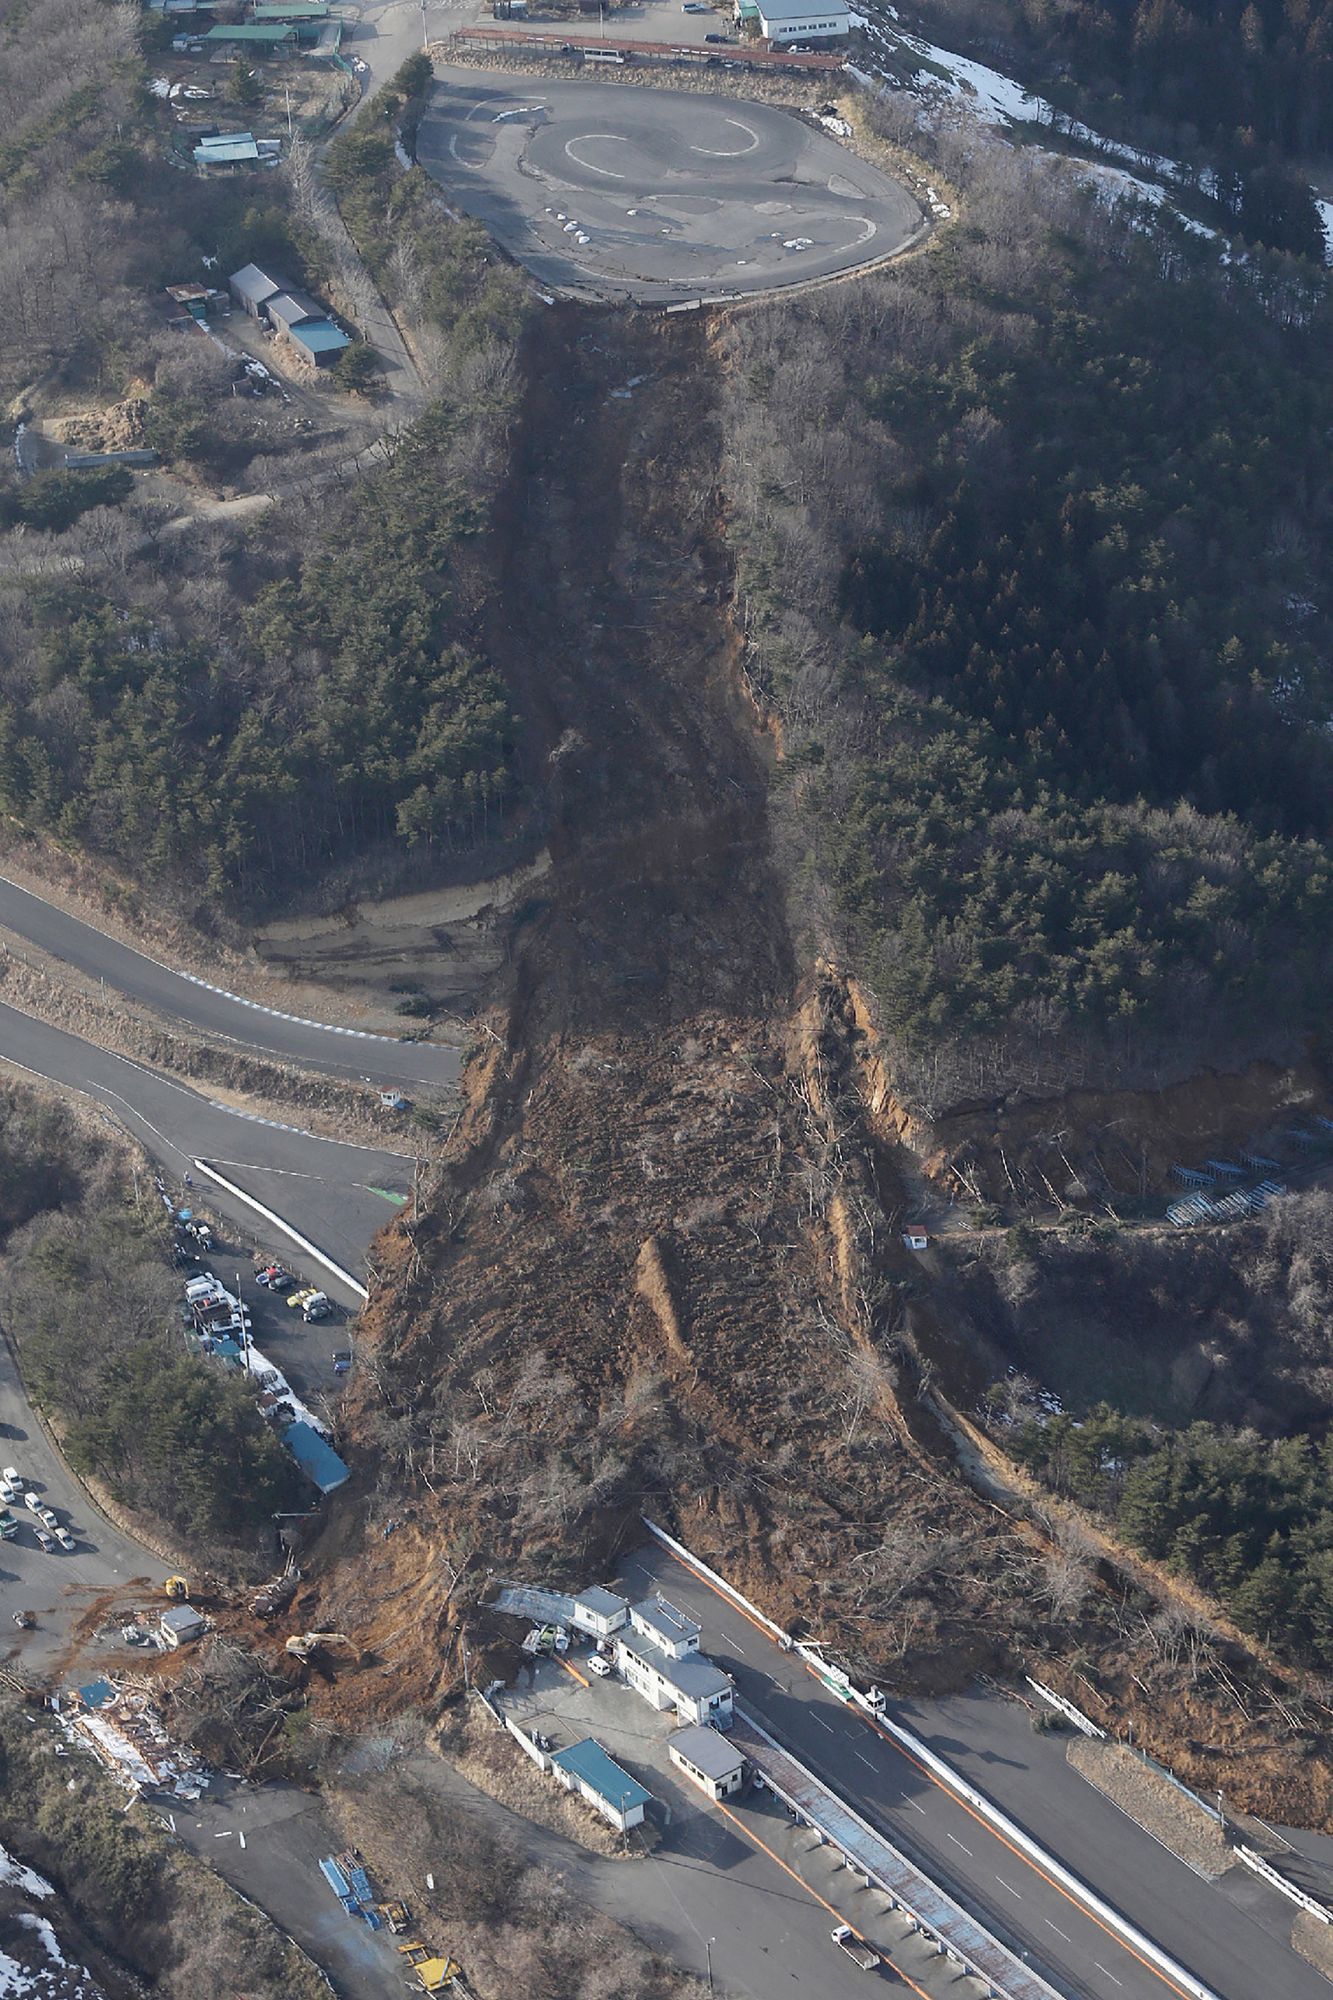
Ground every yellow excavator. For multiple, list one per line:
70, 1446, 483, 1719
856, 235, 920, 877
285, 1631, 350, 1664
163, 1576, 190, 1602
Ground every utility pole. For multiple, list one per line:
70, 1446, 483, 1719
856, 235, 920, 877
285, 83, 293, 138
705, 1938, 715, 1995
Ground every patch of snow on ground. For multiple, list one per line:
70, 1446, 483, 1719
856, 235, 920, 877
15, 1918, 63, 1967
856, 7, 1330, 260
0, 1855, 50, 1903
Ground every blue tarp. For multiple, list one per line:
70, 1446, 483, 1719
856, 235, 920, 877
284, 1419, 349, 1494
77, 1679, 116, 1710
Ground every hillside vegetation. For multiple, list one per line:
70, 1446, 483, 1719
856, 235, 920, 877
0, 1086, 300, 1549
723, 125, 1333, 1110
909, 0, 1333, 161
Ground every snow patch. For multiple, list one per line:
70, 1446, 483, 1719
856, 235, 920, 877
0, 1852, 51, 1902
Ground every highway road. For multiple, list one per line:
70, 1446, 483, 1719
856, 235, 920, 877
619, 1545, 1330, 2000
0, 999, 414, 1282
0, 876, 460, 1091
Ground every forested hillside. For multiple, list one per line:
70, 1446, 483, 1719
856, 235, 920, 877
723, 121, 1333, 1108
0, 7, 528, 913
909, 0, 1333, 157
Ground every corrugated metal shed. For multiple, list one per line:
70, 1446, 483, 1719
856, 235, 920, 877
230, 261, 284, 311
284, 1418, 350, 1493
551, 1739, 652, 1811
203, 20, 296, 40
288, 320, 351, 356
196, 136, 260, 163
266, 289, 321, 329
251, 1, 330, 16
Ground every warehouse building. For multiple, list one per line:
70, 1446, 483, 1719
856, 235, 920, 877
750, 0, 849, 40
227, 262, 352, 368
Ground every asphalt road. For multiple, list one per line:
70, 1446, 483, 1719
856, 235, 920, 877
0, 999, 414, 1673
0, 876, 460, 1091
619, 1546, 1329, 2000
0, 1000, 414, 1282
0, 1331, 160, 1671
418, 72, 923, 302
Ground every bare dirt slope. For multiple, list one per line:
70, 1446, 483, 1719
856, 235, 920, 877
292, 309, 1333, 1829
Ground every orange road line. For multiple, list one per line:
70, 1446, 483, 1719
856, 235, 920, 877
664, 1547, 1200, 2000
709, 1795, 933, 1999
557, 1654, 590, 1688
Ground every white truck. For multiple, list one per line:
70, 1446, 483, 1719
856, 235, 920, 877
831, 1926, 880, 1972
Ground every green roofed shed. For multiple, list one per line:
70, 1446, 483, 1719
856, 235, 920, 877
251, 2, 331, 16
203, 20, 297, 41
549, 1739, 652, 1831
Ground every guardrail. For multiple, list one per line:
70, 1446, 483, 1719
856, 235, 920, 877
1234, 1845, 1333, 1925
643, 1514, 1223, 2000
734, 1706, 1065, 2000
1025, 1678, 1106, 1739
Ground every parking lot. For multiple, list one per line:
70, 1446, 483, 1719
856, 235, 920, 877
494, 1653, 996, 1998
418, 69, 922, 302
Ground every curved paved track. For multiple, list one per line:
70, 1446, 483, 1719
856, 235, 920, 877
0, 1000, 414, 1281
0, 876, 459, 1090
418, 72, 924, 301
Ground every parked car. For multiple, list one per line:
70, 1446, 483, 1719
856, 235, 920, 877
256, 1264, 293, 1290
0, 1509, 18, 1541
0, 1481, 18, 1506
36, 1506, 57, 1530
54, 1527, 76, 1552
705, 31, 733, 41
587, 1653, 613, 1679
23, 1491, 43, 1514
33, 1527, 56, 1553
332, 1350, 353, 1376
2, 1466, 22, 1491
288, 1287, 331, 1321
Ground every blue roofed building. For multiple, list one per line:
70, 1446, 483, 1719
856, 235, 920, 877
549, 1738, 652, 1832
284, 1418, 350, 1494
287, 319, 351, 363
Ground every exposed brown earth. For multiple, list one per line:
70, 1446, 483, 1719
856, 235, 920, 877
234, 307, 1333, 1831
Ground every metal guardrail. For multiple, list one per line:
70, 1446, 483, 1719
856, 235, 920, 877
643, 1516, 1224, 2000
732, 1708, 1067, 2000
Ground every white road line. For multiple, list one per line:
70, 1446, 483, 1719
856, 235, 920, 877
811, 1714, 835, 1733
720, 1628, 746, 1654
1045, 1921, 1071, 1942
947, 1833, 973, 1855
565, 136, 629, 179
906, 1798, 927, 1815
995, 1877, 1022, 1899
853, 1751, 876, 1771
1093, 1967, 1123, 1989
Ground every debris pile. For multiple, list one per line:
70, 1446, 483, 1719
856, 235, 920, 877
55, 1679, 210, 1802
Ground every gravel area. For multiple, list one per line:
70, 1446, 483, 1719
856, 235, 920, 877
1067, 1737, 1233, 1877
1292, 1910, 1333, 1980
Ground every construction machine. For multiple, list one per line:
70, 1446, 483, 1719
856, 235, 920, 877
398, 1943, 461, 1993
285, 1630, 349, 1664
163, 1576, 190, 1602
